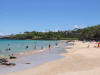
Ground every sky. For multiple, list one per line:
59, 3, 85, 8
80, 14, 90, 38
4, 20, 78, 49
0, 0, 100, 35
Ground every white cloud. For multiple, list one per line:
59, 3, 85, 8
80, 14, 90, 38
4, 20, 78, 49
74, 25, 79, 29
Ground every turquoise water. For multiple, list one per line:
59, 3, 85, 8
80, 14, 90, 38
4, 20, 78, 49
0, 39, 60, 56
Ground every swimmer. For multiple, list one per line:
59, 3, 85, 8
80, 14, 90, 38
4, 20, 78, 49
26, 46, 28, 49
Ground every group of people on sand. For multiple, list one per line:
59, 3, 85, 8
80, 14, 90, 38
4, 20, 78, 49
82, 40, 100, 48
66, 40, 100, 49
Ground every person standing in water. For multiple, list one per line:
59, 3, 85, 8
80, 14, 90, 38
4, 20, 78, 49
56, 43, 58, 46
8, 48, 11, 50
48, 44, 51, 49
6, 48, 11, 51
26, 45, 29, 49
8, 43, 10, 46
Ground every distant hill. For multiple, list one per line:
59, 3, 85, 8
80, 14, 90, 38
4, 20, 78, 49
79, 25, 100, 41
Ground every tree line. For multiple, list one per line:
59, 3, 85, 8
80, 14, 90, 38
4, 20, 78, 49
7, 24, 100, 41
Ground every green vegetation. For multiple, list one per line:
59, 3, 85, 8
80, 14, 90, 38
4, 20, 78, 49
79, 25, 100, 41
8, 25, 100, 41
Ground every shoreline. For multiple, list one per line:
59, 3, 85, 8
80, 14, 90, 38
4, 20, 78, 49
0, 41, 68, 75
2, 41, 100, 75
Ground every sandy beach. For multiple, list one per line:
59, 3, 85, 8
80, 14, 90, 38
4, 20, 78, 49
2, 41, 100, 75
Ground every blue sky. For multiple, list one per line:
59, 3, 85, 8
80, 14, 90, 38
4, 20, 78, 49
0, 0, 100, 34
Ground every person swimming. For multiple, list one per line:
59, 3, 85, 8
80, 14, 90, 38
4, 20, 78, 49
8, 44, 10, 46
6, 48, 11, 51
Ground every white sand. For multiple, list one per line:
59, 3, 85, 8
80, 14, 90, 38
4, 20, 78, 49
3, 41, 100, 75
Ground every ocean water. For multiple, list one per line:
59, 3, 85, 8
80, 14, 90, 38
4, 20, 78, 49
0, 40, 67, 74
0, 39, 60, 56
